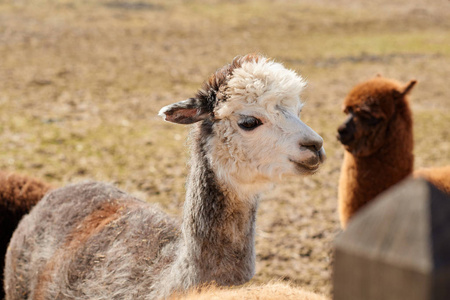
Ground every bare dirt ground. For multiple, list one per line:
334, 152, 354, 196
1, 0, 449, 297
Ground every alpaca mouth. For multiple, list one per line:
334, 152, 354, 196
337, 132, 354, 146
289, 159, 321, 173
290, 147, 326, 173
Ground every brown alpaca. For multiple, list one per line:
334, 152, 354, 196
337, 76, 450, 228
0, 172, 53, 299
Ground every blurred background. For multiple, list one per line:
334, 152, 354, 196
1, 0, 449, 296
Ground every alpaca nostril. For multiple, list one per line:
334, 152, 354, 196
300, 139, 323, 152
303, 144, 317, 152
337, 125, 347, 135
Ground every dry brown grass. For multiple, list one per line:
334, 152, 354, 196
1, 0, 449, 296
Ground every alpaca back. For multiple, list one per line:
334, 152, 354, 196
5, 181, 180, 300
414, 166, 450, 194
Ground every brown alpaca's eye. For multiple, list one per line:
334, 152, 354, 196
360, 113, 380, 126
366, 117, 381, 126
238, 116, 262, 131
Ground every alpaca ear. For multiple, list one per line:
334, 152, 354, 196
401, 80, 417, 96
158, 98, 211, 124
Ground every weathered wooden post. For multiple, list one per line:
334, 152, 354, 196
333, 178, 450, 300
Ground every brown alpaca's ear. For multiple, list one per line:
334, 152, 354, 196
375, 73, 382, 78
401, 80, 417, 96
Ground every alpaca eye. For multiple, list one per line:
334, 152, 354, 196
366, 117, 381, 126
360, 113, 380, 126
238, 116, 262, 131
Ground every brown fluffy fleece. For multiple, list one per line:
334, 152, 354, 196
0, 172, 53, 299
337, 76, 450, 228
170, 282, 328, 300
414, 166, 450, 194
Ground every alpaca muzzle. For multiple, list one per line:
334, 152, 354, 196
337, 115, 355, 145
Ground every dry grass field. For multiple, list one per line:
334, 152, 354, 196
1, 0, 449, 297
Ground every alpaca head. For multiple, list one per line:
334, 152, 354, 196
337, 76, 416, 157
159, 54, 325, 189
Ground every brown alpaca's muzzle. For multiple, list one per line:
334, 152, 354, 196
337, 114, 355, 145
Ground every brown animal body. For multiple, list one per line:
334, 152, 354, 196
413, 166, 450, 194
0, 172, 53, 299
337, 76, 450, 228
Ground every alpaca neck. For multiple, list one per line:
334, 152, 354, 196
339, 109, 414, 226
161, 121, 260, 295
182, 149, 259, 284
352, 140, 413, 196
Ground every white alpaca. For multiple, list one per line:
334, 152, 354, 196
5, 54, 325, 300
